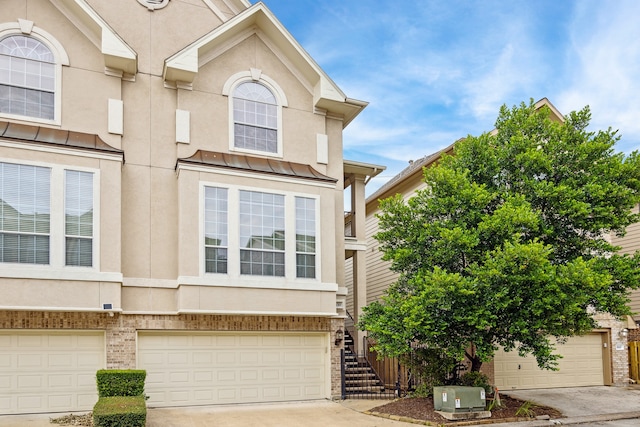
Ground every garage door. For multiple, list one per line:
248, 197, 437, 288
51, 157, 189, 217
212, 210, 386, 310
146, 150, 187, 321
0, 331, 105, 415
494, 334, 604, 390
138, 332, 328, 407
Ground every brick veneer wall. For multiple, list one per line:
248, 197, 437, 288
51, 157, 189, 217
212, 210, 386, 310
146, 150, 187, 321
593, 313, 631, 386
0, 311, 344, 398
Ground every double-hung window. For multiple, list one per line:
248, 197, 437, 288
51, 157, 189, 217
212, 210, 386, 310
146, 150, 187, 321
65, 170, 93, 267
232, 82, 278, 154
0, 35, 55, 120
203, 186, 317, 280
0, 161, 94, 267
0, 162, 50, 264
204, 187, 228, 274
295, 197, 316, 279
239, 190, 285, 277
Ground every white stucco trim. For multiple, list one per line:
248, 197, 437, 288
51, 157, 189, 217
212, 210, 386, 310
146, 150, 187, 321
50, 0, 137, 76
177, 277, 338, 293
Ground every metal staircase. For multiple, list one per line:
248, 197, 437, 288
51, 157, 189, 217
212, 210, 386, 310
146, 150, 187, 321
342, 330, 388, 397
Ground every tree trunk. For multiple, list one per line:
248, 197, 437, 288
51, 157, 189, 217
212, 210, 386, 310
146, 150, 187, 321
465, 350, 483, 372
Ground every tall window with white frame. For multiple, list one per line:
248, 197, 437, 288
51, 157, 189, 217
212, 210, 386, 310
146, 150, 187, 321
204, 186, 228, 274
239, 190, 285, 276
295, 197, 316, 279
0, 162, 51, 264
65, 170, 93, 267
233, 82, 278, 153
0, 35, 55, 120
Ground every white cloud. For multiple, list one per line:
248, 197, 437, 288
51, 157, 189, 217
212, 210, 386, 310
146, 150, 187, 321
557, 0, 640, 152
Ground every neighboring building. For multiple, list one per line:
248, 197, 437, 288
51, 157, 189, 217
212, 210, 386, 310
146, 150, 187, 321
0, 0, 383, 415
350, 98, 632, 390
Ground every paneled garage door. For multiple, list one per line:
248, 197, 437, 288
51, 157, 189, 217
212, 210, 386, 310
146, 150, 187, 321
494, 333, 604, 390
138, 332, 328, 407
0, 331, 105, 415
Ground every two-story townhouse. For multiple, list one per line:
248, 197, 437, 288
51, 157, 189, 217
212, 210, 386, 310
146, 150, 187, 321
349, 98, 633, 392
0, 0, 383, 415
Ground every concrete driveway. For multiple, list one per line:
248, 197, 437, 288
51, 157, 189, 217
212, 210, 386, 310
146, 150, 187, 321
504, 386, 640, 417
146, 400, 405, 427
0, 400, 404, 427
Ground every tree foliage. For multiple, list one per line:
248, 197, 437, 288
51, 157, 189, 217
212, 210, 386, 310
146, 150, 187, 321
359, 100, 640, 371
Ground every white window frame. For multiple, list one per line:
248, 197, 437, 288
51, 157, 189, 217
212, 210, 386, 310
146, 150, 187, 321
199, 182, 320, 286
0, 157, 100, 277
0, 21, 69, 125
222, 70, 288, 158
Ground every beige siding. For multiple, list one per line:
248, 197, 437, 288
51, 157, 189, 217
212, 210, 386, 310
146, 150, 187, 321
345, 257, 354, 315
611, 219, 640, 318
365, 207, 399, 305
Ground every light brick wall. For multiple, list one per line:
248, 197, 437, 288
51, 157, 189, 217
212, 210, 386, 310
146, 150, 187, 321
593, 313, 630, 386
0, 311, 341, 395
330, 318, 345, 399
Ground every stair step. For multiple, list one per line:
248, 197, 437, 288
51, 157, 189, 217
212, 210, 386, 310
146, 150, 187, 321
345, 386, 386, 392
344, 372, 376, 379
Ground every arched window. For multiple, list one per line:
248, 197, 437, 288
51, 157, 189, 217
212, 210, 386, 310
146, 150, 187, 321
233, 81, 278, 154
0, 35, 55, 120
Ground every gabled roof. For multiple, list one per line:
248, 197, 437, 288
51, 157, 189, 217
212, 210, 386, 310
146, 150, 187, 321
366, 142, 456, 206
50, 0, 137, 76
164, 2, 366, 127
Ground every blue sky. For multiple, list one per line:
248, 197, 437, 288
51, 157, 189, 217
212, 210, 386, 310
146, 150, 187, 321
255, 0, 640, 196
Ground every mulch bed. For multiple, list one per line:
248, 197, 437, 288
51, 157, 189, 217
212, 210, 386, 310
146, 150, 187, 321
370, 395, 563, 425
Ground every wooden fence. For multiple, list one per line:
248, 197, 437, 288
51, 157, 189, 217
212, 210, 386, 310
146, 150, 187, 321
629, 341, 640, 383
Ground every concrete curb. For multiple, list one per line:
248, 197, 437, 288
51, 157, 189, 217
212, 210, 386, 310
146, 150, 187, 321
364, 410, 640, 426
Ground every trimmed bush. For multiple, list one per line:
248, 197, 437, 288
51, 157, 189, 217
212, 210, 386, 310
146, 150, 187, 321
96, 370, 146, 397
93, 396, 146, 427
459, 371, 493, 394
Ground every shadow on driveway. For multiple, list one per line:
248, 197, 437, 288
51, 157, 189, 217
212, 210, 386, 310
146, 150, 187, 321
145, 400, 404, 427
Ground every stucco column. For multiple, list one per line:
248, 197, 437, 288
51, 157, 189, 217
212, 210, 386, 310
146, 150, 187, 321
350, 175, 367, 356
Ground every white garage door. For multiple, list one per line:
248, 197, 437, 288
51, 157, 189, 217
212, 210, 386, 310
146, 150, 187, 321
0, 331, 104, 415
138, 332, 328, 407
494, 334, 604, 390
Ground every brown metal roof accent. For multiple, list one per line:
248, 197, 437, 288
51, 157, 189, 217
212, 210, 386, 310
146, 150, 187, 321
0, 120, 123, 158
178, 150, 337, 183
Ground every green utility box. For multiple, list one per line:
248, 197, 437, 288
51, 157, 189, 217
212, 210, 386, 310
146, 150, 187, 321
433, 386, 486, 413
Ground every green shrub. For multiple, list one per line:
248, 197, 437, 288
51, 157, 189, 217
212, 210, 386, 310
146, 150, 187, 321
93, 396, 146, 427
409, 383, 432, 398
459, 371, 493, 394
96, 370, 146, 397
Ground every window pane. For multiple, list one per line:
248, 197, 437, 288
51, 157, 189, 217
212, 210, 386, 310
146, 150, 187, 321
204, 187, 228, 274
240, 249, 285, 277
66, 237, 92, 267
205, 247, 227, 274
65, 170, 93, 266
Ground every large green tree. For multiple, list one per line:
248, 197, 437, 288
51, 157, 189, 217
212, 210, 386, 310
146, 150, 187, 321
359, 100, 640, 372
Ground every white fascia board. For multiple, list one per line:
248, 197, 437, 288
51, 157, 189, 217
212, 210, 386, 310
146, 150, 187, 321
51, 0, 137, 76
163, 1, 347, 111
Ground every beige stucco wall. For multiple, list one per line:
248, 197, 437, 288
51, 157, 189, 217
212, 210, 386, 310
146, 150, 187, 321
1, 0, 349, 315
